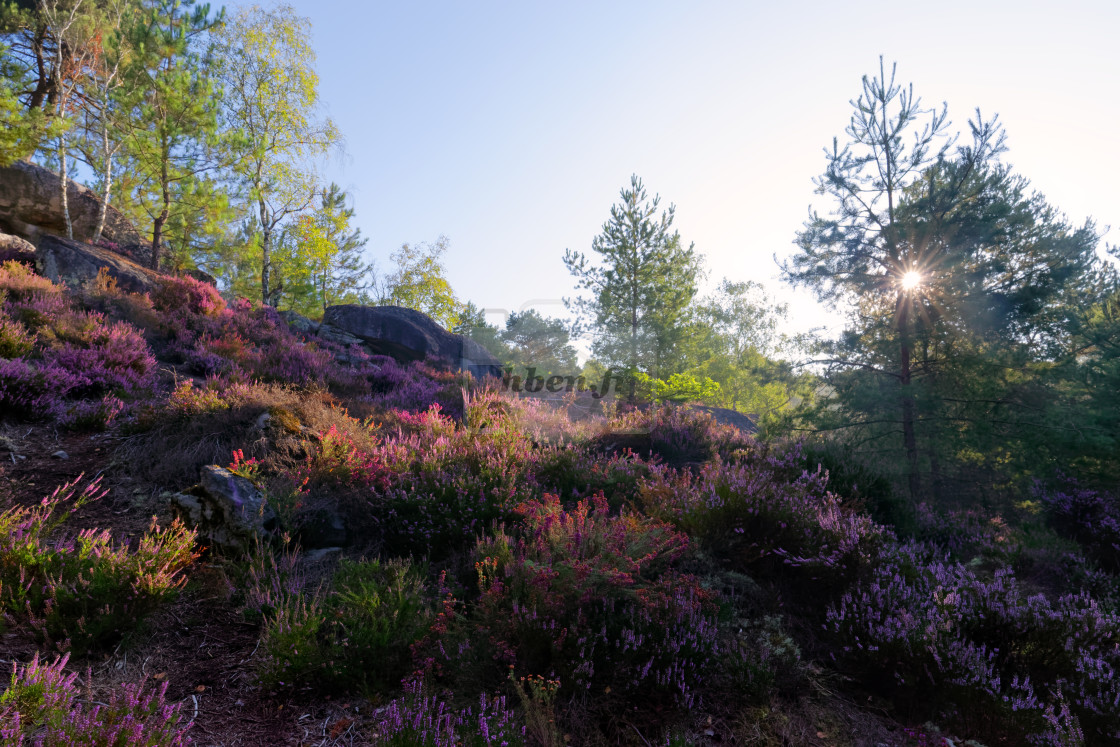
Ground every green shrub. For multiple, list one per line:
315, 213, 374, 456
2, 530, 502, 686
0, 477, 198, 654
254, 556, 429, 694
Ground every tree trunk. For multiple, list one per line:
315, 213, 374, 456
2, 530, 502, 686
151, 144, 170, 271
92, 123, 113, 245
900, 334, 921, 499
58, 131, 73, 239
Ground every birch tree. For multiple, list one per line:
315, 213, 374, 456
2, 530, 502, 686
214, 4, 339, 305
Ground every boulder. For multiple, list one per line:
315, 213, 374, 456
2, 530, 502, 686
319, 304, 502, 378
169, 465, 279, 553
184, 267, 218, 286
0, 232, 36, 263
689, 404, 759, 435
35, 233, 161, 295
0, 161, 143, 246
279, 309, 319, 337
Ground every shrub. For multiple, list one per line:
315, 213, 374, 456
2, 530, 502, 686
49, 318, 155, 396
0, 260, 59, 302
639, 451, 886, 603
253, 556, 430, 694
826, 540, 1120, 744
0, 316, 33, 358
370, 683, 525, 747
418, 495, 719, 712
724, 615, 804, 702
0, 653, 191, 746
150, 275, 226, 317
164, 380, 230, 419
0, 477, 198, 653
1037, 478, 1120, 573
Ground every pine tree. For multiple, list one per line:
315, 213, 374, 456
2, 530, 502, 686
275, 183, 370, 316
118, 0, 222, 269
784, 58, 1104, 499
564, 175, 701, 393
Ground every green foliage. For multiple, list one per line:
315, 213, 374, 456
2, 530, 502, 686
0, 49, 54, 165
214, 3, 340, 304
0, 477, 197, 654
784, 58, 1108, 499
376, 236, 461, 328
274, 183, 370, 316
255, 557, 429, 694
500, 309, 578, 373
565, 175, 702, 383
634, 371, 721, 403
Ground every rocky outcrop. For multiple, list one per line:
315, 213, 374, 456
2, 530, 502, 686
35, 233, 161, 295
318, 304, 502, 378
0, 232, 36, 263
0, 161, 143, 247
279, 309, 319, 337
689, 404, 759, 435
169, 465, 279, 553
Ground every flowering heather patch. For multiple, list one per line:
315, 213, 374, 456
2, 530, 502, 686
912, 501, 1021, 561
826, 540, 1120, 743
1037, 478, 1120, 572
150, 275, 226, 317
639, 450, 885, 599
0, 653, 191, 746
368, 355, 463, 417
416, 494, 719, 711
608, 403, 750, 464
0, 477, 198, 653
0, 267, 156, 429
0, 260, 58, 301
370, 683, 525, 746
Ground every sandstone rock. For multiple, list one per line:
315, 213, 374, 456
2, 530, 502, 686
688, 404, 759, 435
0, 232, 36, 263
279, 309, 319, 337
0, 161, 143, 246
36, 233, 161, 295
319, 304, 502, 379
169, 465, 279, 553
184, 267, 217, 286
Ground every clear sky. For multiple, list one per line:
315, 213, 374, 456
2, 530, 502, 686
282, 0, 1119, 339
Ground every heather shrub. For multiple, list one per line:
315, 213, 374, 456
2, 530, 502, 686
0, 653, 191, 746
827, 540, 1120, 743
368, 355, 467, 418
607, 403, 750, 465
0, 316, 33, 358
800, 444, 914, 534
49, 318, 156, 395
0, 266, 155, 429
419, 494, 720, 712
0, 478, 198, 653
150, 274, 226, 316
639, 451, 886, 603
253, 556, 430, 694
369, 424, 542, 559
1037, 478, 1120, 572
370, 683, 525, 746
0, 260, 59, 301
912, 501, 1022, 563
163, 380, 230, 418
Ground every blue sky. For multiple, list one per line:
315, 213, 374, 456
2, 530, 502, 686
283, 0, 1119, 338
